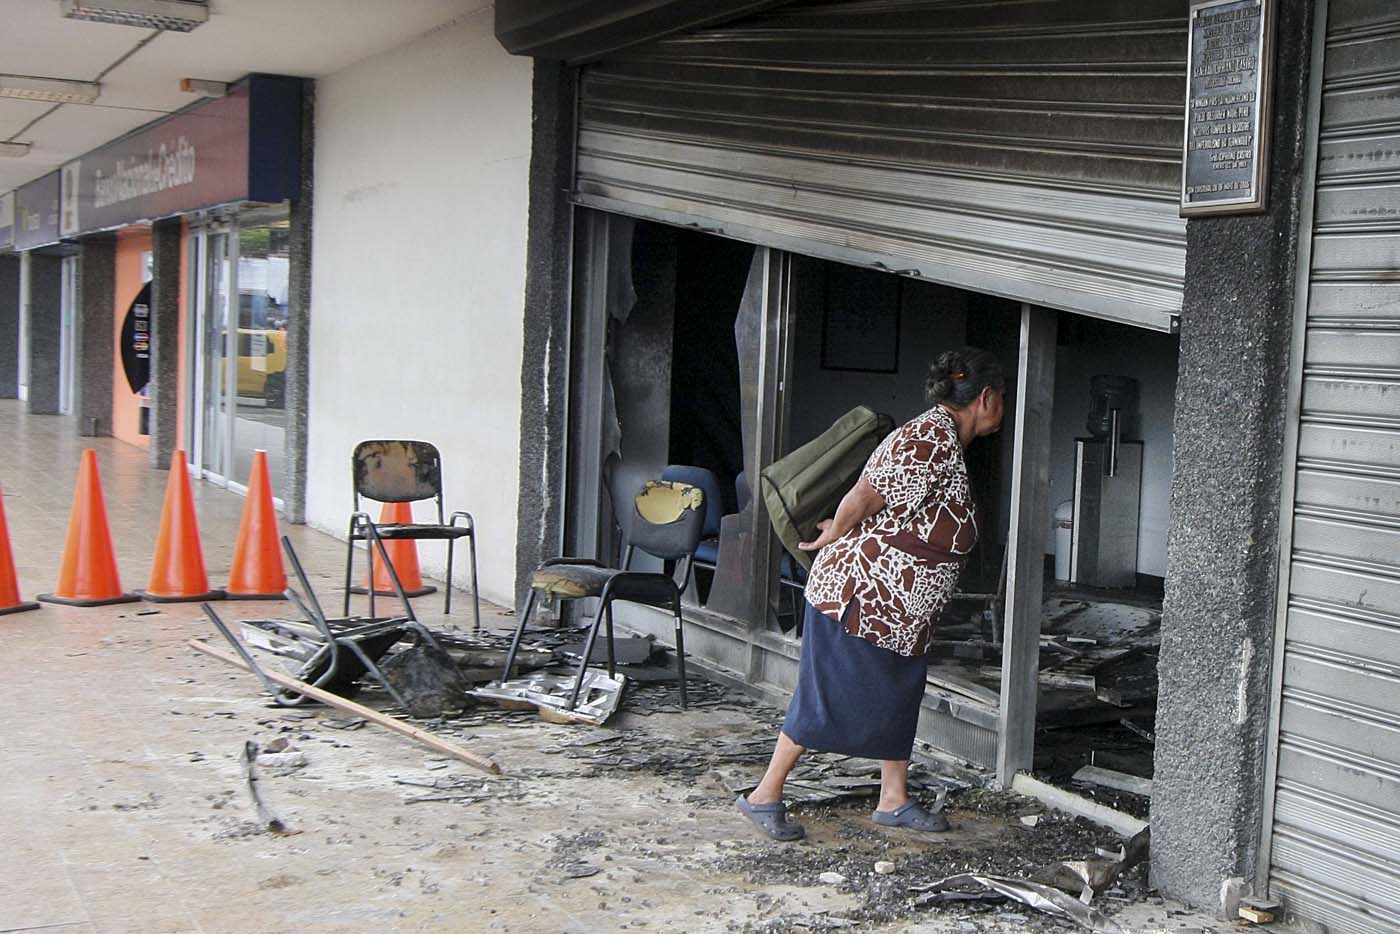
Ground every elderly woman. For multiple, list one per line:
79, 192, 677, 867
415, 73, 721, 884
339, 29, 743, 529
737, 347, 1006, 841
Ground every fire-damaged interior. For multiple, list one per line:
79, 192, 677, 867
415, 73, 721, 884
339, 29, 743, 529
570, 213, 1181, 803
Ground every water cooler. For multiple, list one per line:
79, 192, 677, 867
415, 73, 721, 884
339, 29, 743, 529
1070, 376, 1142, 589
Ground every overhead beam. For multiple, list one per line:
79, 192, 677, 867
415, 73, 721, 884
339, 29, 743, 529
495, 0, 789, 63
997, 303, 1058, 786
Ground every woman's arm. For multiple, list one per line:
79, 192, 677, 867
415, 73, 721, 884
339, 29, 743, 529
797, 477, 886, 552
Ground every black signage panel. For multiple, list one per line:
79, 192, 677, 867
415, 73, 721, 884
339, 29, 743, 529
61, 75, 302, 238
1181, 0, 1275, 216
14, 171, 61, 251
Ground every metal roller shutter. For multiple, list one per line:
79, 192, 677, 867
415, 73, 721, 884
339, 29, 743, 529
574, 0, 1189, 331
1267, 1, 1400, 930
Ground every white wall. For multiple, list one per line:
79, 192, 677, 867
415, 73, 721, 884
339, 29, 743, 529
306, 9, 533, 607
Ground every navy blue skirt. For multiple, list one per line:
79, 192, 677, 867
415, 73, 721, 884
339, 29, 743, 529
781, 600, 930, 761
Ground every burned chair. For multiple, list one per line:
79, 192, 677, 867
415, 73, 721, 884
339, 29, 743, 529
344, 440, 480, 629
501, 479, 706, 710
205, 535, 461, 717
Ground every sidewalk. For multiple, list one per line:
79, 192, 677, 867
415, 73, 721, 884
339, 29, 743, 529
0, 402, 1225, 934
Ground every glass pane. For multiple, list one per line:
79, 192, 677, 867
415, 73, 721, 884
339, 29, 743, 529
200, 233, 230, 476
693, 248, 769, 622
230, 211, 291, 491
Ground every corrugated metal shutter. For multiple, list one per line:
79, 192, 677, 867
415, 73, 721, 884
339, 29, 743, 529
1268, 1, 1400, 930
574, 0, 1189, 331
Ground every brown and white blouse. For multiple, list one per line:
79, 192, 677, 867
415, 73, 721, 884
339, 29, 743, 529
804, 405, 977, 657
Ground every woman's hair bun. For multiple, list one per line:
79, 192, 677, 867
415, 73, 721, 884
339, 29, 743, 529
925, 346, 1006, 406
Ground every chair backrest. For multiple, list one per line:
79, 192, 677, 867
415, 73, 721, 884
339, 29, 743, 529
628, 480, 706, 562
352, 440, 443, 506
660, 465, 724, 537
735, 471, 752, 514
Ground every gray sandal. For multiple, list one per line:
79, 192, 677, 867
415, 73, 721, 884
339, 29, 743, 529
736, 795, 806, 841
872, 800, 949, 832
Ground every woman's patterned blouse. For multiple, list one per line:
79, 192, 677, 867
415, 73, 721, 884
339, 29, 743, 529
804, 405, 978, 657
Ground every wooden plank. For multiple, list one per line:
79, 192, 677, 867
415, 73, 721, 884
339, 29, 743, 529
188, 638, 502, 775
927, 670, 1001, 707
1011, 773, 1147, 838
1073, 764, 1154, 797
997, 304, 1058, 786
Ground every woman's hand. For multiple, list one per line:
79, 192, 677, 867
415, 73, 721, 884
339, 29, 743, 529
798, 518, 836, 552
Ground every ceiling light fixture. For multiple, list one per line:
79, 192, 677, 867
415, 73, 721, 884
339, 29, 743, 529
180, 77, 227, 97
60, 0, 209, 32
0, 73, 101, 104
0, 142, 33, 158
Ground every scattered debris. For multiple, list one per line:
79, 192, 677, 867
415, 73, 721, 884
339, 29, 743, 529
1035, 827, 1151, 902
255, 750, 308, 771
238, 741, 296, 836
1020, 814, 1042, 828
1239, 898, 1281, 924
470, 670, 626, 727
914, 873, 1131, 934
873, 861, 895, 875
818, 872, 846, 886
190, 637, 501, 774
560, 633, 656, 666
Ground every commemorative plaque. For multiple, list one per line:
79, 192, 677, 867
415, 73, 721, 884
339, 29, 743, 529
1180, 0, 1275, 216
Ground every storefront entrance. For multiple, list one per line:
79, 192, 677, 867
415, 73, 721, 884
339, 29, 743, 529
186, 206, 291, 498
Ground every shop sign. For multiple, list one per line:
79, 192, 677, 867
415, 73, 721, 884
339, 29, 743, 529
1180, 0, 1275, 216
14, 171, 61, 251
61, 74, 302, 237
0, 191, 13, 251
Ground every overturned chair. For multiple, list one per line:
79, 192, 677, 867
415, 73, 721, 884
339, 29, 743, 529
501, 478, 706, 711
205, 535, 461, 717
344, 440, 480, 629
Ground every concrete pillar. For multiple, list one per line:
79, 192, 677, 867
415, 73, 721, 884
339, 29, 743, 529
24, 253, 62, 416
76, 235, 116, 437
1152, 0, 1317, 910
513, 60, 576, 611
0, 255, 17, 399
148, 218, 181, 468
283, 78, 313, 523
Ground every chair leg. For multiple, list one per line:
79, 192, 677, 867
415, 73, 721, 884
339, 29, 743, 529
672, 592, 688, 710
567, 597, 609, 711
366, 528, 376, 619
603, 600, 616, 679
343, 519, 358, 617
369, 530, 417, 623
501, 590, 538, 683
468, 531, 481, 633
445, 539, 455, 616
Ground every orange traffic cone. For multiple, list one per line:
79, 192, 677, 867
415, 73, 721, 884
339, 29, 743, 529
0, 482, 40, 616
225, 450, 287, 600
350, 501, 436, 598
37, 450, 139, 607
136, 451, 224, 603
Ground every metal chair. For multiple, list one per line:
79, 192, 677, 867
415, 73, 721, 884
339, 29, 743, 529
344, 440, 480, 629
660, 465, 725, 572
501, 478, 706, 710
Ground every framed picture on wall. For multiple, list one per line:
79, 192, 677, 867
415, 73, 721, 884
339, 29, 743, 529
820, 264, 902, 373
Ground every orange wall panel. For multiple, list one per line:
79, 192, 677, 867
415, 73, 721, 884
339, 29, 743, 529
113, 227, 152, 450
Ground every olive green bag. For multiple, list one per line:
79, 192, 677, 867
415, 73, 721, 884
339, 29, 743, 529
760, 406, 894, 571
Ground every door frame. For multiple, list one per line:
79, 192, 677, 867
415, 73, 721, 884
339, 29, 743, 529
185, 219, 240, 489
